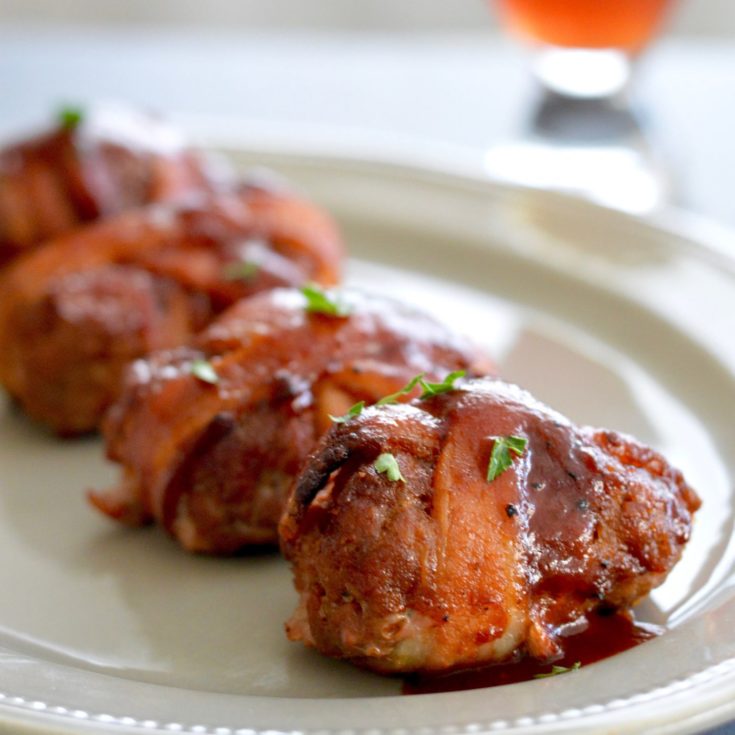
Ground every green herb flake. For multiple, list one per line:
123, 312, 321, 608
301, 283, 351, 317
374, 453, 405, 483
223, 261, 259, 282
486, 435, 528, 482
418, 370, 466, 399
376, 369, 465, 407
376, 374, 425, 406
190, 358, 219, 385
58, 106, 84, 129
533, 661, 581, 679
329, 401, 366, 424
328, 370, 466, 426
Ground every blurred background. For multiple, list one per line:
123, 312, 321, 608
1, 1, 734, 219
1, 4, 734, 734
3, 1, 735, 33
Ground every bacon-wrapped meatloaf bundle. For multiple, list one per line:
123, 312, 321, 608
91, 288, 493, 553
0, 188, 343, 435
0, 104, 227, 266
280, 377, 700, 674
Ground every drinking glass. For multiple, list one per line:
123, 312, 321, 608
485, 0, 677, 213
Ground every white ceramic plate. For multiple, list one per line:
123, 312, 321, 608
1, 143, 735, 735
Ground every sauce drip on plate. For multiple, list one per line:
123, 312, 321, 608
402, 610, 661, 694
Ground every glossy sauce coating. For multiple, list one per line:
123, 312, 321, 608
403, 609, 660, 693
0, 104, 226, 266
280, 378, 700, 674
0, 189, 343, 435
91, 288, 493, 553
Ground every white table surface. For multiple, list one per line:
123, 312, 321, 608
1, 23, 735, 735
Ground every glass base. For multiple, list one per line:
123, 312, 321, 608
533, 47, 633, 98
484, 68, 670, 214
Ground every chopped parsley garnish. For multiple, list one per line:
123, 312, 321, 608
376, 374, 425, 406
533, 661, 581, 679
374, 453, 405, 483
301, 283, 351, 317
486, 435, 527, 482
190, 358, 219, 385
328, 370, 466, 425
58, 106, 84, 129
223, 261, 259, 282
377, 370, 465, 406
329, 401, 366, 424
418, 370, 466, 399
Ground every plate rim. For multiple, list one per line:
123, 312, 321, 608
188, 116, 735, 275
2, 135, 735, 735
